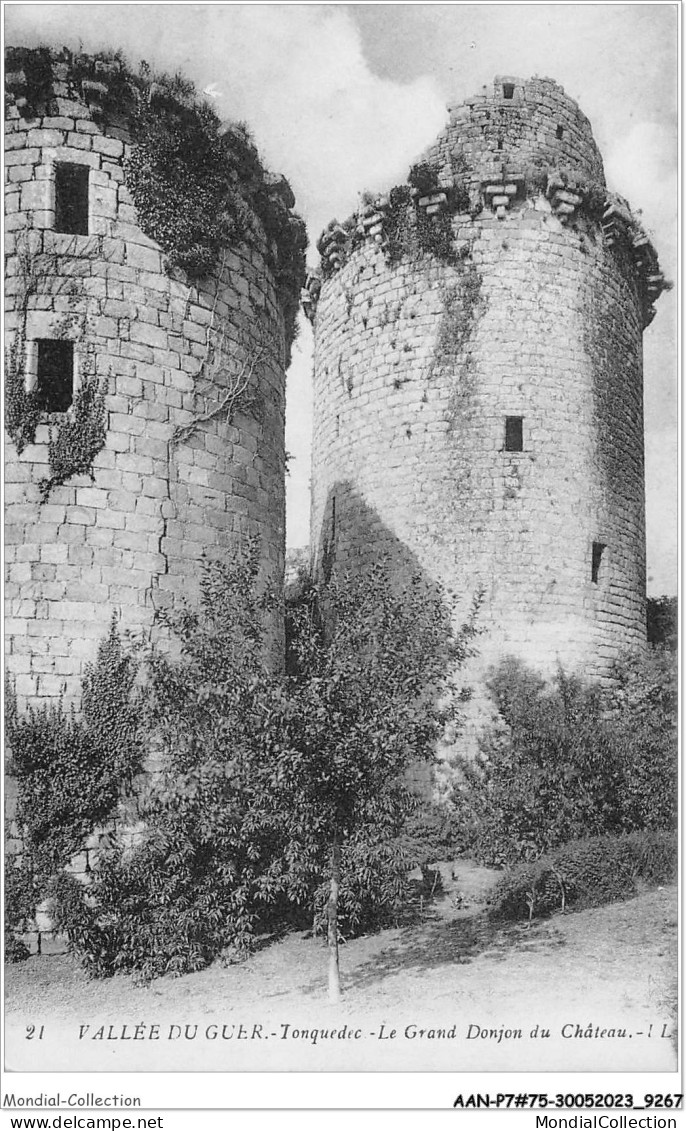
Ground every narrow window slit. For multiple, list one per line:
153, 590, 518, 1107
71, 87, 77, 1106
591, 542, 605, 584
556, 125, 564, 140
505, 415, 523, 452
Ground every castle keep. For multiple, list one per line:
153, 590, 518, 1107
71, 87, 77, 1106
4, 47, 306, 712
308, 76, 666, 715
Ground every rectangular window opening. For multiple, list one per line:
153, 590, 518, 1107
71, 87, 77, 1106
502, 83, 515, 100
35, 339, 74, 413
497, 139, 503, 151
505, 415, 523, 452
556, 125, 564, 140
55, 163, 90, 235
591, 542, 605, 584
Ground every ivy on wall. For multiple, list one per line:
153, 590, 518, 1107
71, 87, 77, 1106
39, 372, 107, 501
4, 324, 41, 456
4, 233, 108, 499
5, 618, 143, 960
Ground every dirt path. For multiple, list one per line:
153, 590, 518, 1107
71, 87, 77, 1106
5, 871, 677, 1074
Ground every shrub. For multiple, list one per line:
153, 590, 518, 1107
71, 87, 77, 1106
489, 830, 677, 924
451, 655, 677, 867
646, 595, 678, 650
604, 649, 678, 832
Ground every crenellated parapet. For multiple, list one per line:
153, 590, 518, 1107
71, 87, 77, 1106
313, 171, 665, 331
311, 77, 666, 331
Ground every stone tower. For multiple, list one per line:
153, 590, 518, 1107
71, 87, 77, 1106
4, 47, 306, 711
308, 76, 665, 731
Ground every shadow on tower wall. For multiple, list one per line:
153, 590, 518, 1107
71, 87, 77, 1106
307, 481, 482, 796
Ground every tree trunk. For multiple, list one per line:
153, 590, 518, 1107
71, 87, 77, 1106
327, 830, 342, 1002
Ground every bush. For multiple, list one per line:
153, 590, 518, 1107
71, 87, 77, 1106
451, 655, 677, 866
604, 649, 678, 832
489, 830, 677, 924
647, 596, 677, 650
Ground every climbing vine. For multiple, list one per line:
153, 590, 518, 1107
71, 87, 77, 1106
4, 232, 109, 499
4, 232, 43, 454
5, 617, 143, 893
39, 372, 107, 501
4, 321, 40, 456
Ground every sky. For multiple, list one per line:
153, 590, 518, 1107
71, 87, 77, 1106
4, 2, 678, 594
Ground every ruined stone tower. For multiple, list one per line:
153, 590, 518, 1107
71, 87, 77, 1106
309, 76, 665, 728
4, 47, 306, 711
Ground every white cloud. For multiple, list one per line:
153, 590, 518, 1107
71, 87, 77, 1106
604, 121, 677, 275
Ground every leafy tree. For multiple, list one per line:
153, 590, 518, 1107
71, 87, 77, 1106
271, 564, 479, 1000
646, 595, 678, 650
452, 652, 677, 867
55, 549, 478, 994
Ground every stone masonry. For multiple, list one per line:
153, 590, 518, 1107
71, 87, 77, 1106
4, 49, 303, 713
309, 77, 667, 743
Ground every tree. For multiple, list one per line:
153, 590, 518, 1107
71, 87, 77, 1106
51, 549, 478, 992
646, 595, 678, 650
273, 563, 479, 1000
451, 653, 678, 867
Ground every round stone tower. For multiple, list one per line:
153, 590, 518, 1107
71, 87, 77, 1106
4, 47, 306, 711
309, 76, 665, 731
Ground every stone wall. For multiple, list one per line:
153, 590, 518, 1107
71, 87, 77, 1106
4, 52, 297, 712
310, 77, 665, 747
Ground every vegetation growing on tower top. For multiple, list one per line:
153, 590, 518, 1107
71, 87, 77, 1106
4, 46, 307, 356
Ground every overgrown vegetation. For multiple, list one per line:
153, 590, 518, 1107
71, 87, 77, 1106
40, 548, 477, 992
489, 830, 677, 924
4, 619, 142, 961
451, 653, 678, 867
4, 232, 45, 455
4, 231, 108, 496
120, 63, 306, 352
37, 372, 107, 500
4, 324, 41, 456
647, 595, 677, 650
4, 47, 307, 357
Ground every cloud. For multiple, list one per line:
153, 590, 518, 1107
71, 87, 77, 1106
604, 121, 677, 274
